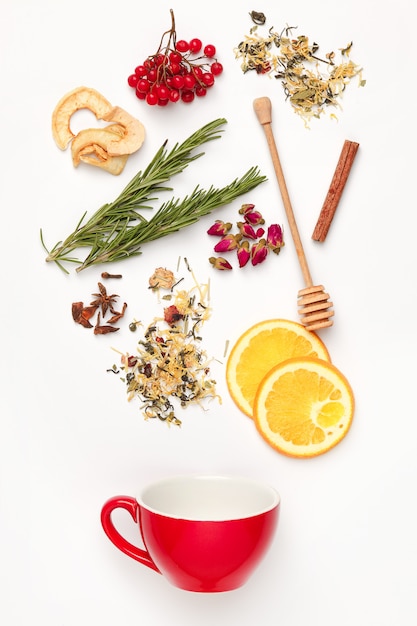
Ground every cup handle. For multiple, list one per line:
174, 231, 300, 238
100, 496, 161, 573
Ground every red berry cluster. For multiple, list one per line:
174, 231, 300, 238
127, 10, 223, 106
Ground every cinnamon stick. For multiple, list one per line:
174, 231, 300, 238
312, 139, 359, 242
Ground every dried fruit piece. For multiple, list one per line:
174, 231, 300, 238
71, 124, 129, 175
102, 106, 146, 156
51, 86, 113, 150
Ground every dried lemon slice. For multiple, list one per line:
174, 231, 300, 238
51, 86, 113, 150
253, 357, 354, 458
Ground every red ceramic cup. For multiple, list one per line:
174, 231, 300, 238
101, 475, 280, 593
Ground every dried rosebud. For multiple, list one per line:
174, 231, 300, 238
209, 256, 233, 270
251, 239, 269, 266
213, 233, 241, 252
207, 220, 233, 236
236, 221, 259, 240
256, 227, 265, 238
266, 224, 284, 253
164, 305, 184, 326
237, 241, 250, 268
244, 210, 265, 226
238, 203, 255, 215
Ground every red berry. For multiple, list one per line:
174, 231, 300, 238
183, 73, 196, 90
146, 92, 158, 106
128, 74, 138, 88
195, 86, 207, 97
135, 65, 147, 77
168, 62, 181, 75
171, 75, 185, 90
135, 90, 147, 100
181, 90, 195, 103
211, 62, 223, 76
147, 68, 157, 82
169, 89, 181, 103
192, 66, 203, 79
155, 53, 167, 66
136, 79, 150, 93
157, 98, 169, 107
176, 40, 189, 53
204, 44, 216, 58
189, 38, 202, 54
157, 84, 170, 100
201, 72, 215, 87
144, 58, 155, 71
169, 51, 182, 64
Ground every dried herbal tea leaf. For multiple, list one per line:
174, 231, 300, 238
234, 21, 364, 126
114, 266, 221, 426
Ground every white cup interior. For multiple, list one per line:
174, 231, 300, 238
138, 475, 280, 521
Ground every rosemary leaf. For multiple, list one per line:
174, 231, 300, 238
42, 119, 267, 273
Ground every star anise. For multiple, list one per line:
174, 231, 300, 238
90, 282, 118, 316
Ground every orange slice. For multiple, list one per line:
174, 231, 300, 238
253, 357, 354, 458
226, 319, 330, 417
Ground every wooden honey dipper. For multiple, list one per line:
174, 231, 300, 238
253, 96, 334, 332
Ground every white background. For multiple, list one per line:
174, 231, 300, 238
1, 1, 416, 624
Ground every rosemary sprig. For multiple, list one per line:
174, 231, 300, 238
41, 119, 267, 273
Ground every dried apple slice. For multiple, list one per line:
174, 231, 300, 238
52, 86, 114, 150
71, 124, 125, 166
71, 125, 128, 175
102, 106, 146, 156
78, 143, 109, 163
79, 152, 129, 176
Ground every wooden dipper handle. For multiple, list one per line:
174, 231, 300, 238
253, 97, 313, 287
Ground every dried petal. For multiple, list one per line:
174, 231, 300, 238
164, 305, 184, 326
149, 267, 176, 290
209, 256, 233, 270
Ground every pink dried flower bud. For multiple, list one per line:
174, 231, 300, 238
209, 256, 233, 270
236, 240, 250, 268
213, 233, 241, 252
251, 239, 269, 266
238, 203, 255, 215
244, 209, 265, 226
266, 224, 284, 253
256, 227, 265, 238
207, 220, 233, 236
239, 203, 265, 225
236, 221, 258, 240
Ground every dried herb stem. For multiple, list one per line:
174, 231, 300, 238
41, 119, 265, 273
